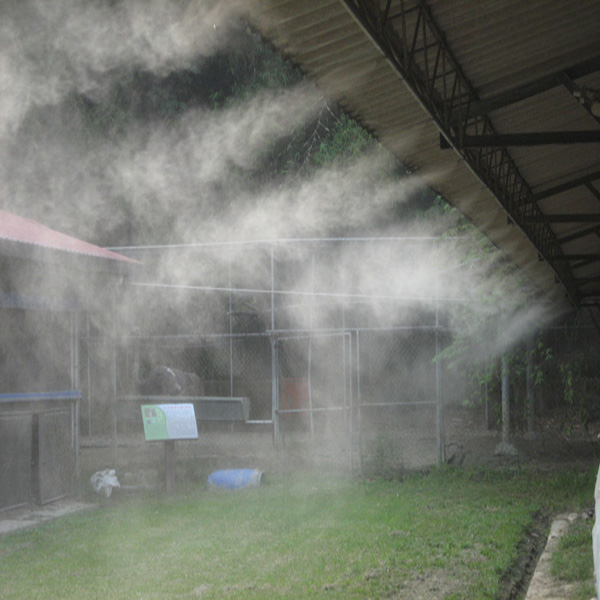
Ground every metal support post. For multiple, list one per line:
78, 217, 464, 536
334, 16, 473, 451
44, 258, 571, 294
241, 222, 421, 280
356, 330, 362, 475
349, 332, 355, 472
484, 378, 492, 430
228, 258, 234, 397
111, 289, 118, 466
526, 337, 536, 436
270, 247, 281, 445
271, 337, 280, 444
435, 299, 445, 465
165, 441, 175, 494
70, 312, 80, 479
501, 354, 510, 443
86, 293, 92, 436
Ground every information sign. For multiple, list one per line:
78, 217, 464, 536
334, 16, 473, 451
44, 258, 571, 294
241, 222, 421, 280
141, 404, 198, 441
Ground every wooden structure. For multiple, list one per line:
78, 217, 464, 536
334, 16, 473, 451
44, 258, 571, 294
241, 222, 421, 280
0, 211, 137, 511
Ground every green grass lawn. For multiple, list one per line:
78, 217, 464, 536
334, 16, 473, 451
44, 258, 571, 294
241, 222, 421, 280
0, 466, 595, 599
551, 517, 596, 600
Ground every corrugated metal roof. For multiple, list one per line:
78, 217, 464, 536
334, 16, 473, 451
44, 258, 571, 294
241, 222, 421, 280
247, 0, 600, 309
0, 210, 139, 267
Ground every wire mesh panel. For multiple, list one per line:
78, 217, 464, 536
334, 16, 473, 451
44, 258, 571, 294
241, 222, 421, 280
275, 332, 354, 470
357, 329, 439, 473
229, 336, 272, 420
126, 335, 272, 423
0, 393, 78, 510
37, 409, 74, 504
0, 414, 32, 511
278, 332, 351, 432
0, 309, 72, 394
79, 239, 450, 476
82, 335, 115, 436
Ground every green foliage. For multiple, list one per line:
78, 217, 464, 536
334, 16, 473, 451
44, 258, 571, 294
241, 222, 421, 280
74, 68, 206, 138
311, 112, 375, 166
210, 29, 301, 107
532, 340, 554, 385
200, 28, 379, 182
444, 329, 558, 432
433, 196, 554, 422
56, 25, 302, 142
555, 352, 600, 429
561, 363, 577, 407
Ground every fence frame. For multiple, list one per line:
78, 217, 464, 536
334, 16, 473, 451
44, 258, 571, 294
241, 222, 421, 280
88, 237, 452, 469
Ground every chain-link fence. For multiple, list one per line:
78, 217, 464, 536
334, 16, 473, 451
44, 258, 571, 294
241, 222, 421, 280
78, 239, 453, 478
274, 328, 443, 473
356, 328, 440, 473
81, 314, 445, 474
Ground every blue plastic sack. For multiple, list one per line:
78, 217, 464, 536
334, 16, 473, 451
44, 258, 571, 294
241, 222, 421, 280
207, 468, 263, 490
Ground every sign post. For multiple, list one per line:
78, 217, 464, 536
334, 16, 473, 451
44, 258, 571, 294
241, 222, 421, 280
164, 440, 176, 494
141, 404, 198, 494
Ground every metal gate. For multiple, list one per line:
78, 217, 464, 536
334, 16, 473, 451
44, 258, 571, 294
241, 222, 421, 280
37, 409, 75, 504
0, 414, 32, 511
0, 391, 80, 511
276, 331, 352, 433
356, 328, 441, 473
274, 327, 443, 473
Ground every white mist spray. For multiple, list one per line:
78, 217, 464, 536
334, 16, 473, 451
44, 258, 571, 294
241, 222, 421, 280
0, 1, 562, 473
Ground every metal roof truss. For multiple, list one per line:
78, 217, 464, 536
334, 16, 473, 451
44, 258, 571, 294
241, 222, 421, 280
341, 0, 600, 305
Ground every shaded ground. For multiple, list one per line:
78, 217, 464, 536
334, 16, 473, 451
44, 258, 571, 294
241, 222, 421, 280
0, 499, 97, 536
445, 405, 600, 469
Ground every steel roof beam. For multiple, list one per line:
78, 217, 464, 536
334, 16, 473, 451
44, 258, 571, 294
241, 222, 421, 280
587, 182, 600, 202
449, 55, 600, 125
523, 214, 600, 224
572, 256, 600, 270
576, 277, 600, 285
556, 224, 600, 245
340, 0, 578, 302
552, 254, 600, 262
521, 169, 600, 206
441, 131, 600, 148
